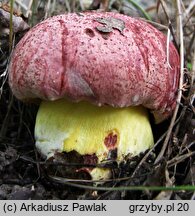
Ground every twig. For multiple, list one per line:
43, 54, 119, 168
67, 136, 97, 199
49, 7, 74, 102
186, 30, 195, 58
70, 0, 76, 12
48, 175, 195, 191
79, 0, 85, 11
184, 5, 195, 27
157, 0, 179, 51
158, 0, 169, 22
131, 131, 166, 178
166, 23, 173, 69
191, 51, 195, 86
155, 0, 184, 164
9, 0, 14, 52
15, 0, 33, 17
0, 65, 9, 98
132, 109, 183, 177
65, 0, 71, 12
0, 94, 14, 137
100, 0, 109, 11
184, 0, 195, 19
189, 51, 195, 113
140, 18, 168, 31
168, 151, 195, 168
44, 0, 51, 19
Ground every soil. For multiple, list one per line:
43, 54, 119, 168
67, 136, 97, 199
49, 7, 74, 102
0, 0, 194, 200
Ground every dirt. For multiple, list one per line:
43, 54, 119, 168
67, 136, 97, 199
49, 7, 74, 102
0, 0, 194, 200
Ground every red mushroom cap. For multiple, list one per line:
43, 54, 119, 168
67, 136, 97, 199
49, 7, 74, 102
8, 12, 180, 123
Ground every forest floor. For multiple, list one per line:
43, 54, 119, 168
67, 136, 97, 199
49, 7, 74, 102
0, 0, 194, 200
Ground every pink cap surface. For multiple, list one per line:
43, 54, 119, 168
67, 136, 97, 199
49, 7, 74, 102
9, 12, 180, 122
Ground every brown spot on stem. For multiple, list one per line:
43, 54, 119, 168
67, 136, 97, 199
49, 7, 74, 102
104, 129, 119, 150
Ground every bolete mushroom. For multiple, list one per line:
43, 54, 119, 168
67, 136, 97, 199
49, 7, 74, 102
8, 12, 180, 181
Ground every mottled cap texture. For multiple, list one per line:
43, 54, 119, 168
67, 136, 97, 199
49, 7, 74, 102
9, 12, 180, 123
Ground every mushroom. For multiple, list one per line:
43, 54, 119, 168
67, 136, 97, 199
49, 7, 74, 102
8, 12, 180, 181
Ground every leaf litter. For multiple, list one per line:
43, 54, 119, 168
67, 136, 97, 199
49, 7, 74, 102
0, 0, 194, 200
